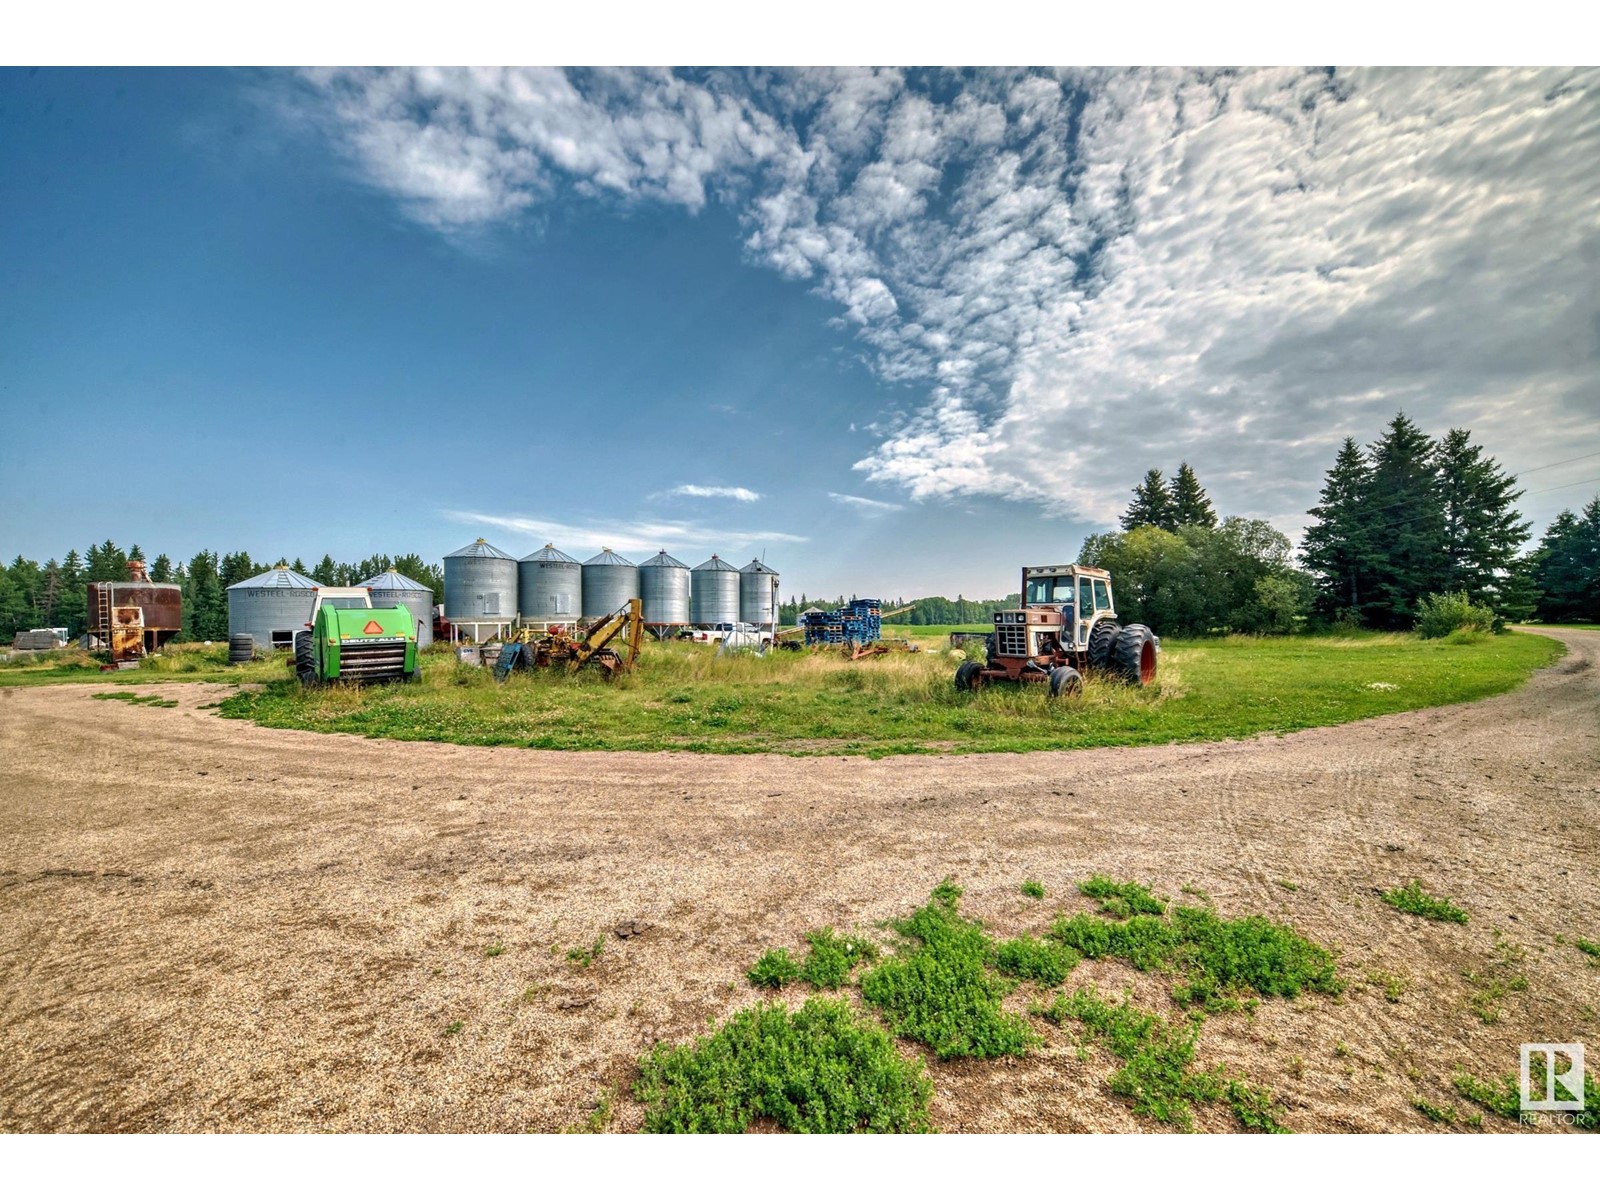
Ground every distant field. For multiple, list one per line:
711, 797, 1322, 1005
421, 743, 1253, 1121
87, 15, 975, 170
881, 623, 992, 641
195, 631, 1566, 756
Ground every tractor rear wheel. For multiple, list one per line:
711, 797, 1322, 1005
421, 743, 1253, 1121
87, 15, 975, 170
1048, 665, 1082, 697
293, 630, 318, 686
954, 661, 984, 692
1087, 619, 1121, 669
1111, 624, 1158, 687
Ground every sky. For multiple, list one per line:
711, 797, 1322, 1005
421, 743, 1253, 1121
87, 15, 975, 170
2, 66, 1597, 601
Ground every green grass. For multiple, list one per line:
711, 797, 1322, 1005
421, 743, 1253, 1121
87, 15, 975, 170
634, 997, 933, 1133
1079, 875, 1168, 916
1020, 879, 1045, 900
181, 630, 1561, 757
1576, 938, 1600, 961
1050, 902, 1342, 1010
858, 882, 1038, 1059
1381, 880, 1469, 924
1036, 987, 1288, 1132
1, 641, 290, 687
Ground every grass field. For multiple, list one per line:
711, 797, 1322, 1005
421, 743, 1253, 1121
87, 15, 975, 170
178, 629, 1564, 756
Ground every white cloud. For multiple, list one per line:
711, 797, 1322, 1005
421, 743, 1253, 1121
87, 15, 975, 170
309, 68, 1600, 536
664, 484, 762, 502
443, 509, 806, 559
827, 492, 903, 514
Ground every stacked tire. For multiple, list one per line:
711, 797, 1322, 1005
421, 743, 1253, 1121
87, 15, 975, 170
228, 633, 254, 665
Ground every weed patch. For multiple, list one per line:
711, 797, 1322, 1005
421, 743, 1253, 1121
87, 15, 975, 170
1462, 932, 1527, 1024
1381, 879, 1469, 924
634, 997, 933, 1133
747, 948, 800, 989
1576, 938, 1600, 962
1412, 1097, 1458, 1124
1452, 1071, 1522, 1121
859, 882, 1036, 1059
567, 937, 605, 968
1050, 903, 1341, 1009
993, 934, 1079, 987
564, 1088, 613, 1134
1020, 879, 1045, 900
797, 927, 877, 989
1079, 875, 1167, 916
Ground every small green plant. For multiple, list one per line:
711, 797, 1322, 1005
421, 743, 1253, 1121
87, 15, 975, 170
798, 927, 877, 989
1380, 880, 1469, 924
1452, 1071, 1522, 1121
1415, 591, 1499, 640
993, 934, 1079, 987
1020, 879, 1045, 900
1576, 938, 1600, 961
1181, 883, 1212, 903
1079, 875, 1167, 916
567, 936, 605, 968
634, 997, 933, 1132
1224, 1077, 1289, 1134
1412, 1096, 1457, 1124
484, 941, 505, 958
1462, 932, 1528, 1024
1277, 879, 1298, 892
859, 882, 1037, 1059
565, 1088, 613, 1133
1050, 904, 1341, 1009
443, 1020, 464, 1036
1365, 970, 1408, 1003
747, 947, 800, 989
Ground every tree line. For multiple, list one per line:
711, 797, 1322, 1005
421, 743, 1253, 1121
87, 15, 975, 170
0, 542, 444, 644
777, 594, 1021, 628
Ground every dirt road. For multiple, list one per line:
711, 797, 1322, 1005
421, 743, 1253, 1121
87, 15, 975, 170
2, 630, 1596, 1133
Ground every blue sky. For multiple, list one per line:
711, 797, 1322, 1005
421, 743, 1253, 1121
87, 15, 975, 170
3, 67, 1597, 600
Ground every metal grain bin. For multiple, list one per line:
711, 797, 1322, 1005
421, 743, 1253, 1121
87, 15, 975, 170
690, 555, 740, 625
739, 557, 779, 627
227, 565, 323, 651
518, 543, 582, 624
581, 548, 639, 620
639, 550, 691, 629
359, 569, 435, 648
443, 539, 517, 625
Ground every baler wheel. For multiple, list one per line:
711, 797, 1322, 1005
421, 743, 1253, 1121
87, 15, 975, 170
293, 630, 318, 686
1112, 624, 1158, 687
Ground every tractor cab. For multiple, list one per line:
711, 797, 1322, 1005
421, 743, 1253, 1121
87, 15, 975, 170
1019, 565, 1116, 651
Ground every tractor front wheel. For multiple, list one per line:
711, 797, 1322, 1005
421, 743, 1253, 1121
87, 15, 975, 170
954, 661, 985, 692
293, 630, 318, 686
1087, 619, 1121, 670
1048, 666, 1082, 697
1111, 624, 1158, 687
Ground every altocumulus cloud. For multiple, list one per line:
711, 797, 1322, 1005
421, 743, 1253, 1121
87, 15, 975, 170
300, 68, 1600, 531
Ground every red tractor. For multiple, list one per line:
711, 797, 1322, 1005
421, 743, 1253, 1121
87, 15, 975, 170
954, 564, 1158, 697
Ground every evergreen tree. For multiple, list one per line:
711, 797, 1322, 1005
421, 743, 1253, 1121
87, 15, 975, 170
219, 551, 259, 590
149, 554, 173, 583
1434, 428, 1529, 604
1170, 462, 1217, 528
86, 540, 129, 582
1300, 437, 1375, 619
290, 557, 307, 574
185, 550, 227, 641
57, 549, 88, 634
390, 554, 443, 598
311, 555, 339, 585
1362, 413, 1446, 628
128, 543, 145, 564
1121, 468, 1176, 531
1532, 498, 1600, 622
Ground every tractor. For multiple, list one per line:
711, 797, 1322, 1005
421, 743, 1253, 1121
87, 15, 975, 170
954, 564, 1158, 697
294, 587, 420, 686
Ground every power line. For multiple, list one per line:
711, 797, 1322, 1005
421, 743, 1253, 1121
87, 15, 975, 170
1517, 450, 1600, 476
1524, 474, 1600, 498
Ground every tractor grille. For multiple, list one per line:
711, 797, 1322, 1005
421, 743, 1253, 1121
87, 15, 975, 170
339, 638, 408, 682
995, 623, 1029, 657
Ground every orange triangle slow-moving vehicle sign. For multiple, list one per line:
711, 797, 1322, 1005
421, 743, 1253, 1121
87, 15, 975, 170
363, 620, 384, 635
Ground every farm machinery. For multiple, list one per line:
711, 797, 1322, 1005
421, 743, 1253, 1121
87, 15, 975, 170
295, 588, 420, 686
954, 564, 1157, 697
495, 598, 644, 681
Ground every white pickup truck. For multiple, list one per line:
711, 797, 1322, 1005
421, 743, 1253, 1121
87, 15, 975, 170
688, 621, 772, 648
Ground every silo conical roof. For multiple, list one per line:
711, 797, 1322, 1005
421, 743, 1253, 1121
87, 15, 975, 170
641, 550, 688, 569
444, 538, 515, 560
584, 548, 636, 567
521, 543, 578, 564
693, 554, 738, 572
228, 565, 324, 590
357, 569, 432, 593
740, 557, 778, 575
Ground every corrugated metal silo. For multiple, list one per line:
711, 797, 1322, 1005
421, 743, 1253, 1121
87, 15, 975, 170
638, 550, 690, 628
359, 569, 435, 648
443, 539, 517, 632
739, 557, 779, 626
227, 565, 323, 651
581, 549, 639, 620
518, 544, 582, 623
690, 555, 740, 625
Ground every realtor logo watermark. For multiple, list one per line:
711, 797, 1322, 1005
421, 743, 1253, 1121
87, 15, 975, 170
1521, 1043, 1584, 1113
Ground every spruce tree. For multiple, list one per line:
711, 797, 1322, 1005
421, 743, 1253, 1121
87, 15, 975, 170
149, 554, 173, 583
1170, 462, 1217, 528
1300, 437, 1374, 620
1363, 413, 1446, 628
312, 555, 339, 585
1121, 468, 1176, 531
1434, 428, 1529, 605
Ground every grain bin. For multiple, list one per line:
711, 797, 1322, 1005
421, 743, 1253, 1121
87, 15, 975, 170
638, 550, 691, 629
359, 569, 435, 648
739, 557, 779, 627
690, 555, 740, 625
518, 544, 582, 625
581, 549, 639, 620
443, 539, 517, 641
227, 565, 323, 651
